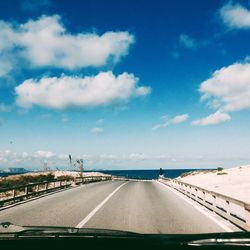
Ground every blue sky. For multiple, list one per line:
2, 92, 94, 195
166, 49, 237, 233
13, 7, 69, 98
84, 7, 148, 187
0, 0, 250, 170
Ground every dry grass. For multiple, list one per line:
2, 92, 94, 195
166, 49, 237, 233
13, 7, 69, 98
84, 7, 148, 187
217, 172, 228, 175
0, 173, 74, 189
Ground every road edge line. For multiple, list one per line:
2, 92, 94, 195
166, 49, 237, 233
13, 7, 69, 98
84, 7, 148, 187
76, 182, 128, 228
157, 181, 233, 232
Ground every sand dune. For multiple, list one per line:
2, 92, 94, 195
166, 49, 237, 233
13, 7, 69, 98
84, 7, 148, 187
177, 165, 250, 204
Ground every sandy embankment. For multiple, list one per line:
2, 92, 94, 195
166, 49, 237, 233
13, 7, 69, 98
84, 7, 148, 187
177, 165, 250, 204
1, 170, 110, 182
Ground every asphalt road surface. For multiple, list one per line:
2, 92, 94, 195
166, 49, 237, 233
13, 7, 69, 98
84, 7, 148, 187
0, 180, 232, 234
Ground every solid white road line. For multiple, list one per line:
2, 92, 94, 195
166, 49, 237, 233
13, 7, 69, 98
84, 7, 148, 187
76, 182, 128, 228
157, 181, 233, 232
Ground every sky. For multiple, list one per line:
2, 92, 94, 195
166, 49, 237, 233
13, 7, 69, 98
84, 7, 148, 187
0, 0, 250, 170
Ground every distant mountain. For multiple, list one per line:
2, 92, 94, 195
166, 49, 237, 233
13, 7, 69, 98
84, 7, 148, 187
0, 167, 29, 173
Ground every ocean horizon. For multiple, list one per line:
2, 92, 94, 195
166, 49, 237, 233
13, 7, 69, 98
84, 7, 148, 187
98, 169, 203, 180
0, 168, 210, 180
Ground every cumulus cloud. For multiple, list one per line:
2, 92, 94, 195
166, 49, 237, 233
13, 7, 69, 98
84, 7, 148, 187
0, 21, 17, 77
199, 62, 250, 112
220, 2, 250, 29
0, 15, 134, 76
193, 60, 250, 125
152, 113, 189, 130
15, 71, 151, 109
90, 127, 104, 134
192, 111, 231, 126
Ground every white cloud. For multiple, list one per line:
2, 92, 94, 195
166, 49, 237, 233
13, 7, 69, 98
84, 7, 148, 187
192, 111, 231, 126
15, 71, 151, 109
90, 127, 104, 134
0, 21, 17, 77
152, 113, 189, 130
179, 33, 207, 49
220, 2, 250, 29
194, 60, 250, 125
199, 62, 250, 112
0, 15, 134, 76
179, 34, 197, 49
99, 154, 117, 160
58, 154, 68, 160
170, 114, 189, 124
1, 150, 247, 170
128, 153, 147, 161
35, 150, 55, 158
0, 150, 54, 166
21, 152, 29, 158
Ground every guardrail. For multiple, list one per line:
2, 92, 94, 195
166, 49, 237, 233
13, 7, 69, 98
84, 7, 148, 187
159, 177, 250, 231
112, 176, 129, 181
74, 175, 112, 184
0, 175, 112, 208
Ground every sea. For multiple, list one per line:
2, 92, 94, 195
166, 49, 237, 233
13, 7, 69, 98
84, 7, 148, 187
98, 169, 197, 180
0, 169, 199, 180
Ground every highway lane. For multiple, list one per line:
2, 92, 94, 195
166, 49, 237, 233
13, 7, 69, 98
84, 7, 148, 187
0, 180, 230, 233
0, 180, 126, 227
82, 181, 227, 233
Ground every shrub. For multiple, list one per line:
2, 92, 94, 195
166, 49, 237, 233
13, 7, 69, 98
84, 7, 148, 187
56, 175, 74, 181
180, 171, 192, 178
217, 172, 227, 175
0, 173, 56, 189
217, 167, 224, 171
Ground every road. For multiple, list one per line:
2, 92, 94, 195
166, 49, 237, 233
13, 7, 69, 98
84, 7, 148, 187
0, 180, 231, 234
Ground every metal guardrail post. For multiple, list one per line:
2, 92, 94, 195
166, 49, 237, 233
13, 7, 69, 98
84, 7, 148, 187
25, 186, 28, 197
0, 175, 112, 208
202, 191, 206, 206
226, 200, 230, 216
245, 204, 250, 228
158, 177, 250, 231
12, 189, 16, 199
195, 188, 198, 200
212, 195, 216, 209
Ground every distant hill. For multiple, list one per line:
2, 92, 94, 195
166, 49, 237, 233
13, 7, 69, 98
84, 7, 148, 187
0, 167, 29, 173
